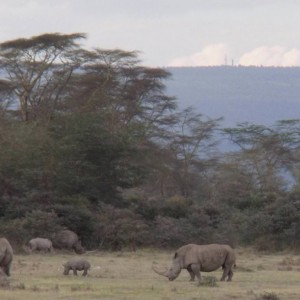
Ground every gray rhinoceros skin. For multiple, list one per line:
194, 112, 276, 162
28, 237, 53, 252
0, 237, 13, 276
52, 230, 85, 254
63, 257, 91, 276
153, 243, 236, 283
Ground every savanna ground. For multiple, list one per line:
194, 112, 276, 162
1, 248, 300, 300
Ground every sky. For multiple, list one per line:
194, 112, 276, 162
1, 0, 300, 67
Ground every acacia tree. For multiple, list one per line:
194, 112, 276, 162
60, 48, 179, 192
65, 48, 177, 137
0, 79, 15, 122
0, 33, 86, 122
153, 108, 221, 198
0, 33, 181, 207
223, 120, 300, 194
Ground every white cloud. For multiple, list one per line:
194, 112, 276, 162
168, 45, 300, 67
168, 44, 230, 66
239, 46, 300, 66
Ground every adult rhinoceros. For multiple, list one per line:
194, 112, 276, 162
153, 243, 236, 283
52, 230, 85, 254
27, 237, 53, 253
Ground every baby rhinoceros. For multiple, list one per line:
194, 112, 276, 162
63, 257, 91, 276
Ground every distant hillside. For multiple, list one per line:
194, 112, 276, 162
165, 66, 300, 127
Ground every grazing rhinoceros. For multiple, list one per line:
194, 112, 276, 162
27, 238, 53, 253
63, 257, 91, 276
153, 243, 236, 283
52, 230, 85, 254
0, 237, 13, 276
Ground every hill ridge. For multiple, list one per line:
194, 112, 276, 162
165, 66, 300, 126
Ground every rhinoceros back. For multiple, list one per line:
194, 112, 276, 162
52, 230, 78, 249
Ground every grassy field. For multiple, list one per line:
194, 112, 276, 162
1, 247, 300, 300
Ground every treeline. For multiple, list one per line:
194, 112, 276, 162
0, 33, 300, 251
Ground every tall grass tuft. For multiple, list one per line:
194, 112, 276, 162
254, 291, 280, 300
197, 276, 218, 287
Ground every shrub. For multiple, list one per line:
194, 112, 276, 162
271, 201, 300, 248
151, 215, 209, 248
0, 210, 62, 250
160, 195, 191, 219
0, 218, 29, 250
94, 205, 149, 250
240, 212, 273, 245
53, 207, 96, 247
22, 210, 63, 238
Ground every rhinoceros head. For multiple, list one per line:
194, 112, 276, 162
166, 263, 181, 281
74, 241, 85, 254
152, 253, 182, 281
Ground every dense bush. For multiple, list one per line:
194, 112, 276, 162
93, 205, 149, 251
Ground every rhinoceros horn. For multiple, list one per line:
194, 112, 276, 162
152, 264, 169, 277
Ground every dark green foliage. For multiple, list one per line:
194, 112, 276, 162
160, 196, 191, 219
240, 212, 273, 245
152, 216, 195, 247
94, 205, 149, 250
0, 195, 29, 220
49, 114, 143, 201
0, 210, 62, 251
270, 198, 300, 248
22, 210, 63, 238
151, 214, 213, 248
52, 200, 97, 247
0, 218, 28, 250
132, 199, 160, 221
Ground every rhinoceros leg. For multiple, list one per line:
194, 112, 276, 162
72, 269, 78, 276
221, 266, 231, 281
187, 265, 195, 281
188, 270, 195, 281
82, 269, 88, 276
227, 269, 233, 281
190, 264, 201, 282
3, 265, 10, 277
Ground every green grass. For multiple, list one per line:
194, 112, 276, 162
0, 248, 300, 299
